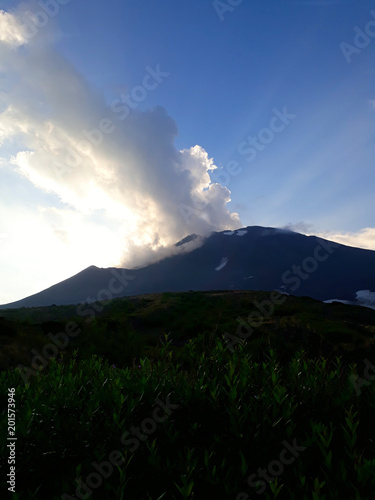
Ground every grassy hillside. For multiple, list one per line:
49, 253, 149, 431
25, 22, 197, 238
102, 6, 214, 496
1, 291, 375, 498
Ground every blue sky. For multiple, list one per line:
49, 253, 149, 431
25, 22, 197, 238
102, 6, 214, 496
0, 0, 374, 303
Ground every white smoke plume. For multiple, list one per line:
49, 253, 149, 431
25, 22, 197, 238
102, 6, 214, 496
0, 3, 240, 273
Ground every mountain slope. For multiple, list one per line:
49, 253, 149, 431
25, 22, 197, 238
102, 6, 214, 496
1, 226, 375, 309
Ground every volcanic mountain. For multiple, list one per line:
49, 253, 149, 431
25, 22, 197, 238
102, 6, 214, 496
1, 226, 374, 309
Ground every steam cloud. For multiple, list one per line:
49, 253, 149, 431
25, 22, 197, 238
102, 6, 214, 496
0, 4, 240, 270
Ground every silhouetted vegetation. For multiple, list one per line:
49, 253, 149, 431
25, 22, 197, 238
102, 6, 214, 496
1, 291, 375, 498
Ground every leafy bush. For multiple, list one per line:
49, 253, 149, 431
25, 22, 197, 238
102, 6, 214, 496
1, 330, 375, 499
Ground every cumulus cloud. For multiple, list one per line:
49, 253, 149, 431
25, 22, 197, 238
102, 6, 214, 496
0, 4, 240, 271
315, 228, 375, 251
0, 9, 28, 47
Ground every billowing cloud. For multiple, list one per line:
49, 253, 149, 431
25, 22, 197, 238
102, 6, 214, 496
0, 3, 240, 274
0, 9, 28, 47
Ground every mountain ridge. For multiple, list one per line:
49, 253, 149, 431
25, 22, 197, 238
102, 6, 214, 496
1, 225, 374, 309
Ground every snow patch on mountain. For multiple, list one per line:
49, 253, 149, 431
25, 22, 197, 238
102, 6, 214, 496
223, 229, 247, 237
215, 257, 228, 271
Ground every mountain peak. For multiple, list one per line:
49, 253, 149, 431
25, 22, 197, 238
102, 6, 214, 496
1, 225, 374, 309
